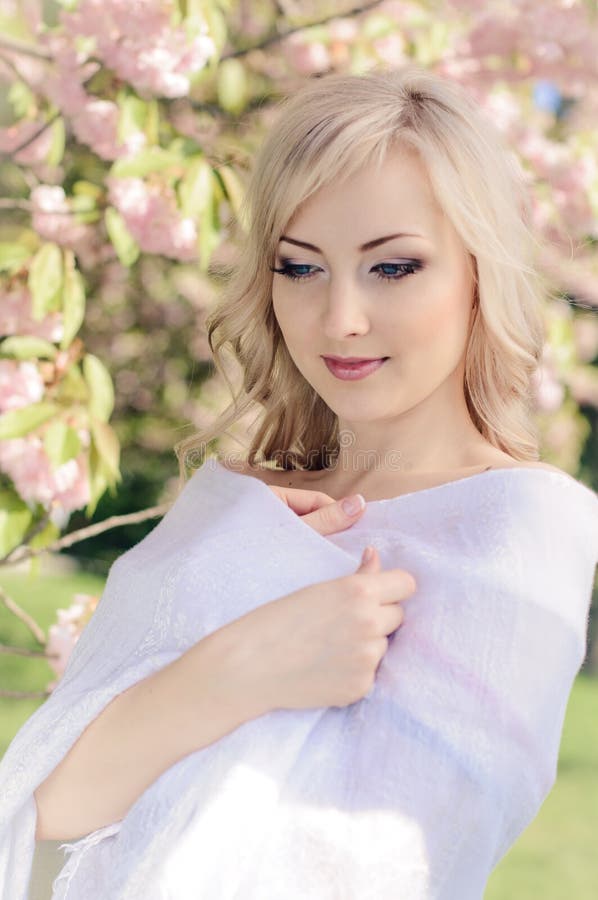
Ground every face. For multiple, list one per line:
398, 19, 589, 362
270, 147, 477, 427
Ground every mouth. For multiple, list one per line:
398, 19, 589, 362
321, 355, 390, 381
322, 355, 389, 363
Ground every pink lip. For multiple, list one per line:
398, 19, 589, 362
322, 356, 388, 381
323, 355, 386, 363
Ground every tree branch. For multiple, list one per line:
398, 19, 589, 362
1, 111, 61, 160
0, 642, 53, 659
0, 688, 51, 699
222, 0, 385, 60
0, 198, 32, 211
0, 35, 51, 61
3, 501, 171, 567
0, 585, 46, 646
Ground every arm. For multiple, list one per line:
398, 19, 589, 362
33, 620, 269, 842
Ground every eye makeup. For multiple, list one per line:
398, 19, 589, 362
269, 259, 424, 283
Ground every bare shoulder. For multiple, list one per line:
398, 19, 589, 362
480, 448, 565, 477
502, 460, 566, 476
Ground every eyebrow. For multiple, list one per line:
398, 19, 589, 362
278, 233, 424, 253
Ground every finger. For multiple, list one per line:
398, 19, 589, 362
267, 485, 339, 516
300, 493, 366, 535
358, 545, 380, 570
359, 568, 418, 603
378, 603, 405, 636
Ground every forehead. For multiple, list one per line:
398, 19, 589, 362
285, 147, 445, 236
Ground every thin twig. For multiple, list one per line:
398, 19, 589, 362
1, 111, 61, 159
0, 35, 51, 61
0, 688, 51, 699
3, 502, 171, 567
0, 643, 52, 659
0, 585, 46, 645
0, 198, 32, 211
222, 0, 385, 59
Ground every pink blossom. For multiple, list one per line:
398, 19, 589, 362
72, 99, 147, 161
0, 119, 55, 166
107, 176, 198, 260
328, 18, 359, 43
283, 35, 331, 75
0, 284, 63, 342
372, 33, 407, 66
59, 0, 215, 99
0, 360, 45, 413
0, 436, 90, 517
46, 592, 99, 688
531, 362, 565, 413
31, 185, 92, 247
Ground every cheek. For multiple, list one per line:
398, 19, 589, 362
400, 271, 472, 348
272, 289, 316, 345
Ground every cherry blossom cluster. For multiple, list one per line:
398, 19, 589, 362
0, 359, 91, 522
107, 176, 198, 260
45, 593, 99, 688
36, 0, 215, 159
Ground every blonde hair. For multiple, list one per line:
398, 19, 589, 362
175, 65, 548, 479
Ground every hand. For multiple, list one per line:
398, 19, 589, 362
228, 545, 417, 713
267, 484, 366, 535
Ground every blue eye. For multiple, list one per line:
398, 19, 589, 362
372, 262, 422, 281
269, 263, 318, 281
269, 260, 423, 283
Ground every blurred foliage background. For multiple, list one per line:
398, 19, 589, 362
1, 2, 598, 894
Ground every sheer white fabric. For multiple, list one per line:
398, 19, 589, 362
1, 456, 597, 899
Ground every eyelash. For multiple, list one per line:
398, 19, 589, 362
269, 261, 423, 282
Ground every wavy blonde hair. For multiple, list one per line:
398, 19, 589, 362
175, 65, 548, 479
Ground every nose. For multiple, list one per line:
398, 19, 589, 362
320, 275, 371, 339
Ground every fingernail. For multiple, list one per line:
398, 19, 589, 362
341, 494, 366, 515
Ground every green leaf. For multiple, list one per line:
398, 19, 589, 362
89, 418, 121, 482
8, 82, 35, 119
72, 180, 103, 200
144, 99, 160, 145
178, 156, 213, 218
27, 519, 60, 552
197, 191, 221, 273
61, 250, 86, 349
70, 194, 97, 213
0, 489, 33, 558
361, 13, 394, 40
28, 243, 63, 321
104, 207, 140, 267
56, 365, 89, 403
0, 402, 59, 440
85, 443, 108, 517
117, 91, 148, 145
47, 116, 66, 166
0, 242, 31, 274
111, 147, 182, 179
215, 165, 247, 229
191, 1, 227, 57
82, 354, 114, 422
217, 58, 248, 115
0, 335, 57, 359
44, 420, 82, 468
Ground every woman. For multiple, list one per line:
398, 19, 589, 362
1, 66, 597, 900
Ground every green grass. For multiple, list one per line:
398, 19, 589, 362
485, 671, 598, 899
1, 568, 597, 897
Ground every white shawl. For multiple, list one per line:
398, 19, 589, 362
1, 457, 597, 899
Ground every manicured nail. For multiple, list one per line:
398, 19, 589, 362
341, 494, 366, 515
